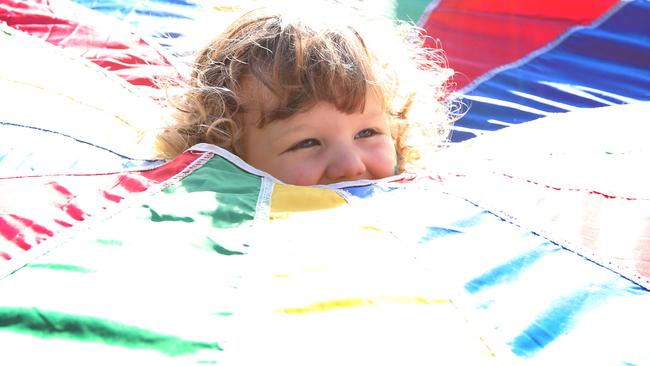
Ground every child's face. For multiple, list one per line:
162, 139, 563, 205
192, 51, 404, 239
239, 96, 397, 186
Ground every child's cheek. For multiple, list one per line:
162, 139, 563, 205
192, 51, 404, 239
279, 167, 320, 186
273, 156, 321, 186
369, 137, 399, 178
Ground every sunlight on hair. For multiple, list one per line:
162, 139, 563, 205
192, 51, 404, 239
157, 0, 458, 177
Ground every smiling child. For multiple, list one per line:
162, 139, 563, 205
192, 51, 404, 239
156, 1, 455, 185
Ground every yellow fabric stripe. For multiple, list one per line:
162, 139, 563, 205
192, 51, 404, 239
270, 184, 346, 218
277, 297, 450, 314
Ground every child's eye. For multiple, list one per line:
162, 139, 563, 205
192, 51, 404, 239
286, 138, 320, 152
355, 128, 379, 139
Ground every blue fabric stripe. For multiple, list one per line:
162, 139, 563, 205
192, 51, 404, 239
419, 226, 463, 241
453, 0, 650, 141
465, 245, 553, 294
71, 0, 203, 59
509, 284, 616, 358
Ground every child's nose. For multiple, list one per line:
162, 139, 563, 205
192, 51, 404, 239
325, 148, 367, 183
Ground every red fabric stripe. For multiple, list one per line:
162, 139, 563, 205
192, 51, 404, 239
637, 222, 650, 280
108, 151, 204, 195
579, 197, 650, 286
422, 0, 619, 89
141, 151, 205, 182
0, 0, 177, 89
54, 219, 73, 228
0, 217, 32, 251
9, 215, 54, 237
0, 151, 204, 256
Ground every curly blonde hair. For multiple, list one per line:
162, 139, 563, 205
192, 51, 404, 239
156, 2, 455, 173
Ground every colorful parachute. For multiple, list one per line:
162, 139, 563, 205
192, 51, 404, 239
420, 0, 650, 141
1, 1, 649, 365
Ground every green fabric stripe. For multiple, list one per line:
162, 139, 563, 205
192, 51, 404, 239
0, 154, 261, 363
144, 204, 195, 222
395, 0, 431, 22
0, 307, 222, 356
164, 155, 261, 228
26, 263, 94, 273
95, 238, 123, 246
206, 237, 245, 256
